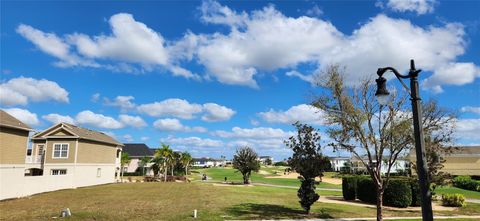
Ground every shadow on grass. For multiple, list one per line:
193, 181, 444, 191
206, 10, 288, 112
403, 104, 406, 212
225, 203, 333, 219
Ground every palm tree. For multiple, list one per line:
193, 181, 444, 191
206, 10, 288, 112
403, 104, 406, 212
155, 144, 173, 182
120, 152, 131, 181
180, 152, 192, 175
139, 156, 151, 176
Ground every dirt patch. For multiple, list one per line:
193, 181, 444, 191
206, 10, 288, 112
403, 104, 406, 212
264, 173, 342, 185
317, 196, 457, 211
257, 170, 270, 175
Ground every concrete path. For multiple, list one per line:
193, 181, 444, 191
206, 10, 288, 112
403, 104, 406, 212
227, 215, 480, 221
252, 183, 342, 191
466, 198, 480, 204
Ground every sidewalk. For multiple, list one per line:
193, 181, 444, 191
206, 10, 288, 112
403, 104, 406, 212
227, 215, 480, 221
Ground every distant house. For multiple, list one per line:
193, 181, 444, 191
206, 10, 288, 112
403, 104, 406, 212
258, 156, 273, 165
350, 156, 410, 175
329, 157, 350, 172
192, 157, 225, 168
409, 146, 480, 176
0, 110, 34, 200
122, 143, 154, 175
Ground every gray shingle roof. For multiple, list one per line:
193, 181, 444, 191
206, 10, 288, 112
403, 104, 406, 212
33, 123, 123, 146
123, 143, 154, 157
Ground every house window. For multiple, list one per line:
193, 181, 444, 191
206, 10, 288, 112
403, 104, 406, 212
51, 169, 67, 175
52, 144, 69, 158
97, 168, 102, 177
37, 144, 45, 156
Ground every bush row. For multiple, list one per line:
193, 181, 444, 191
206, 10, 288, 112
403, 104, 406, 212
342, 176, 416, 208
453, 176, 480, 192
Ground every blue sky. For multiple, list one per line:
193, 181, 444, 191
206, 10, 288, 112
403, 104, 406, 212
1, 0, 479, 160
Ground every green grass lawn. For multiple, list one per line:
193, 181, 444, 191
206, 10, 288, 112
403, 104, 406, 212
1, 182, 478, 221
435, 186, 480, 199
191, 167, 342, 189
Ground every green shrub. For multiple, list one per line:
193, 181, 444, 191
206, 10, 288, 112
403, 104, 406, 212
410, 179, 421, 206
441, 194, 466, 207
274, 161, 288, 166
342, 176, 357, 200
357, 177, 376, 204
453, 176, 480, 192
383, 179, 412, 208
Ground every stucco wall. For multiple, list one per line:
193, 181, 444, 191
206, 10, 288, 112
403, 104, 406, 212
0, 127, 29, 164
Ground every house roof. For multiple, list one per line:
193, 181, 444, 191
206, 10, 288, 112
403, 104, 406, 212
193, 157, 224, 162
0, 109, 33, 131
123, 143, 154, 157
32, 123, 123, 146
409, 146, 480, 157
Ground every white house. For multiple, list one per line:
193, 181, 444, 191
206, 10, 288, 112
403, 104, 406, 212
122, 143, 154, 175
329, 157, 351, 172
192, 157, 225, 168
258, 156, 273, 165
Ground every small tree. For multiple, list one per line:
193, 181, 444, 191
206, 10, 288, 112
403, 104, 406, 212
120, 152, 131, 181
285, 122, 331, 214
180, 151, 192, 175
232, 146, 260, 184
139, 156, 151, 176
154, 144, 173, 182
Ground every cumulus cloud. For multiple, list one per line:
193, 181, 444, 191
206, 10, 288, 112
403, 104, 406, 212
153, 118, 207, 132
118, 114, 147, 128
460, 106, 480, 115
285, 70, 315, 86
202, 103, 236, 122
122, 134, 134, 142
137, 98, 235, 121
42, 113, 76, 124
258, 104, 324, 125
138, 98, 203, 119
161, 135, 223, 148
0, 77, 69, 106
4, 108, 40, 126
422, 63, 480, 93
104, 95, 136, 111
383, 0, 436, 15
455, 118, 480, 141
75, 110, 124, 129
212, 126, 294, 139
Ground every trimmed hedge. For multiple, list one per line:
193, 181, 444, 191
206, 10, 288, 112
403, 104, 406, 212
453, 176, 480, 192
383, 179, 412, 208
342, 176, 415, 208
357, 177, 377, 204
441, 193, 466, 207
410, 179, 421, 207
342, 176, 357, 200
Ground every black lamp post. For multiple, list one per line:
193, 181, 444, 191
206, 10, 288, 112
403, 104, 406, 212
375, 59, 433, 221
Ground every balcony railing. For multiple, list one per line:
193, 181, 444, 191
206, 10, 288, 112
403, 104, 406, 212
25, 155, 43, 164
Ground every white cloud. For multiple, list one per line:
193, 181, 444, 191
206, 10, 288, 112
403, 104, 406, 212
0, 77, 69, 106
306, 5, 323, 17
104, 95, 136, 111
122, 134, 134, 142
153, 118, 207, 133
285, 71, 315, 86
140, 136, 150, 141
119, 114, 147, 128
461, 106, 480, 115
137, 98, 203, 119
161, 135, 223, 148
258, 104, 324, 125
67, 13, 168, 66
422, 63, 480, 93
4, 108, 40, 126
199, 0, 248, 28
455, 118, 480, 141
15, 24, 86, 67
201, 103, 236, 122
91, 93, 101, 103
385, 0, 436, 15
75, 110, 124, 129
42, 113, 75, 124
212, 126, 294, 139
194, 2, 476, 90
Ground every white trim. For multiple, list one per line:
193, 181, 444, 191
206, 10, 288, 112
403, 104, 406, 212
45, 136, 79, 139
31, 123, 62, 138
0, 124, 34, 131
51, 143, 69, 159
43, 163, 116, 166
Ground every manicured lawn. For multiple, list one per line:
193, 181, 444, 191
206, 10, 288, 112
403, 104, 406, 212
435, 186, 480, 199
191, 167, 342, 189
1, 182, 478, 221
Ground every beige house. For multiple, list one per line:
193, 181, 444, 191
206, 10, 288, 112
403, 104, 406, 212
0, 110, 34, 200
409, 146, 480, 176
0, 112, 123, 200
